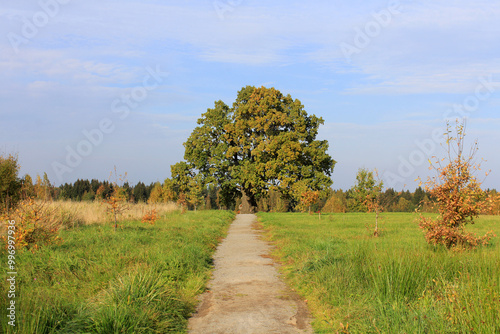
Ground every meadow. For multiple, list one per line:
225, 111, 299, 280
258, 212, 500, 333
2, 202, 499, 333
0, 205, 234, 334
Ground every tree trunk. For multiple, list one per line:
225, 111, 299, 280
240, 189, 257, 214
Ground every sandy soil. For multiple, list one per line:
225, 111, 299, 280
188, 214, 313, 334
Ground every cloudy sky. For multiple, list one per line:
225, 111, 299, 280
1, 0, 499, 190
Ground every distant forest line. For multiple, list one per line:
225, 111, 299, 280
25, 175, 500, 214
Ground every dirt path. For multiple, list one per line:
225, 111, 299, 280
188, 214, 313, 334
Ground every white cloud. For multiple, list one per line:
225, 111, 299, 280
1, 0, 500, 188
308, 1, 500, 94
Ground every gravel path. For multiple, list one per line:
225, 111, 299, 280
188, 214, 313, 334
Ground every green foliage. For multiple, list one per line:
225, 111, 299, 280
322, 190, 347, 213
187, 174, 204, 211
81, 190, 95, 202
162, 178, 176, 202
257, 189, 289, 212
133, 181, 148, 202
413, 186, 426, 206
34, 172, 54, 201
348, 168, 383, 213
322, 187, 435, 214
147, 182, 163, 203
181, 86, 335, 212
146, 179, 178, 204
0, 153, 22, 213
0, 210, 235, 333
21, 174, 35, 200
258, 212, 500, 333
58, 180, 159, 203
171, 161, 193, 195
394, 197, 412, 212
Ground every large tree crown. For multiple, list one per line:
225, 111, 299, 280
178, 86, 335, 205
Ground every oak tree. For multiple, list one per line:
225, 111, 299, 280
178, 86, 335, 213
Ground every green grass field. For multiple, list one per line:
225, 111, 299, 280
258, 212, 500, 333
0, 210, 234, 334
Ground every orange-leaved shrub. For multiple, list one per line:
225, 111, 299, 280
102, 187, 129, 231
101, 168, 129, 231
141, 209, 159, 225
1, 198, 62, 252
417, 120, 494, 249
177, 193, 187, 213
300, 190, 319, 214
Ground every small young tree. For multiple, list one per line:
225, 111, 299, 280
34, 172, 54, 201
21, 174, 36, 199
2, 198, 62, 251
103, 168, 129, 231
187, 174, 204, 211
177, 193, 187, 213
162, 178, 176, 202
148, 182, 163, 203
484, 190, 500, 215
349, 168, 376, 212
205, 194, 212, 210
363, 170, 384, 236
418, 120, 493, 249
300, 190, 319, 214
0, 154, 22, 214
104, 187, 128, 231
0, 155, 62, 251
322, 190, 347, 213
351, 168, 384, 235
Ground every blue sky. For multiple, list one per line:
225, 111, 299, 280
1, 0, 499, 190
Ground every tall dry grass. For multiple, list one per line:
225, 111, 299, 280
46, 200, 180, 226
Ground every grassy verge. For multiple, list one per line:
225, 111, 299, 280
258, 212, 500, 333
0, 210, 234, 333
